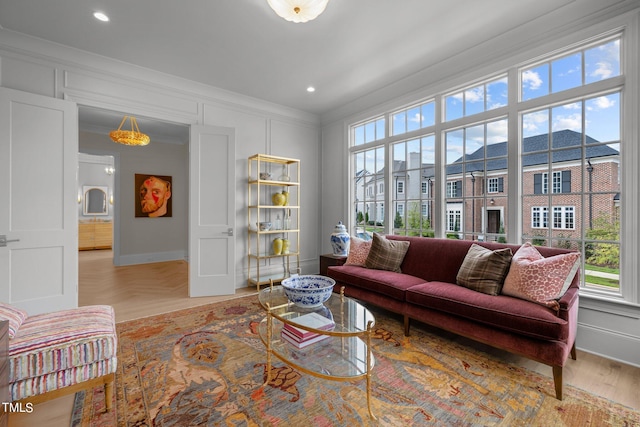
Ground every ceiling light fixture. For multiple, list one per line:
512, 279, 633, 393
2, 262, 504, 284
109, 116, 150, 146
307, 86, 316, 93
267, 0, 329, 23
93, 11, 110, 22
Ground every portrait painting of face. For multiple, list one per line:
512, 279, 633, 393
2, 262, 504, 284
135, 174, 173, 218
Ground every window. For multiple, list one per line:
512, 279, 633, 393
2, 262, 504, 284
445, 76, 508, 121
349, 32, 629, 298
391, 136, 435, 236
533, 171, 571, 194
487, 177, 504, 193
445, 118, 508, 240
447, 207, 462, 232
532, 207, 548, 228
446, 181, 461, 198
521, 38, 620, 101
392, 100, 435, 136
353, 117, 385, 146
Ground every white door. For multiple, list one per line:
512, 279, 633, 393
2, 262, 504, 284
189, 125, 236, 297
0, 87, 78, 314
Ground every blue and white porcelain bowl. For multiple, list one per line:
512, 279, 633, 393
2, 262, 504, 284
281, 275, 336, 308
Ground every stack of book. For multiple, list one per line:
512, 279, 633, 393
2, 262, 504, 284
281, 312, 336, 348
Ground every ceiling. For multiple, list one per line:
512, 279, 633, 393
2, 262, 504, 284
0, 0, 629, 139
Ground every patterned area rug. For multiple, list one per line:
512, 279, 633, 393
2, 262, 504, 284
75, 295, 640, 426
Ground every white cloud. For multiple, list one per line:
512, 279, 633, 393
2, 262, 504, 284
465, 87, 484, 103
522, 70, 543, 90
522, 111, 548, 134
592, 96, 616, 110
552, 113, 582, 132
590, 61, 613, 80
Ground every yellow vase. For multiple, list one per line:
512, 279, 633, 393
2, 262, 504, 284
272, 238, 283, 255
282, 238, 290, 254
281, 191, 289, 206
272, 192, 285, 206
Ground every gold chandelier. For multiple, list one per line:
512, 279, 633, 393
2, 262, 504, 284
267, 0, 329, 23
109, 116, 150, 146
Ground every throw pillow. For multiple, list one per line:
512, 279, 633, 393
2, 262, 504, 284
456, 244, 513, 295
502, 242, 581, 310
344, 236, 372, 267
364, 233, 410, 273
0, 302, 28, 338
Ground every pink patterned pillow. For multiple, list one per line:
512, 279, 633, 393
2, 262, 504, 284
502, 242, 580, 310
0, 302, 28, 338
345, 236, 372, 267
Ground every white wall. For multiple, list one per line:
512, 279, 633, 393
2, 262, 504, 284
319, 8, 640, 367
0, 29, 321, 289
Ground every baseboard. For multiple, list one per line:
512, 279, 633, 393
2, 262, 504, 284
116, 250, 187, 266
576, 323, 640, 368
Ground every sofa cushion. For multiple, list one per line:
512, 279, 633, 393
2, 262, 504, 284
365, 233, 410, 273
406, 282, 568, 341
0, 303, 28, 339
327, 265, 426, 301
344, 236, 372, 267
502, 242, 581, 310
456, 244, 513, 295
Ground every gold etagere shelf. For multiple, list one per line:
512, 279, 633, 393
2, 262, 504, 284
248, 154, 301, 290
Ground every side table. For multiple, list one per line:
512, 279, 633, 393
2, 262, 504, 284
319, 253, 347, 276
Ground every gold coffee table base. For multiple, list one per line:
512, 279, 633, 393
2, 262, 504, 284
259, 284, 377, 420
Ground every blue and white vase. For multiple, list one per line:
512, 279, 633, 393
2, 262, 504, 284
330, 221, 350, 256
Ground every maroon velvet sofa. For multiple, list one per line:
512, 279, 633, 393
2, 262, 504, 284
326, 235, 580, 400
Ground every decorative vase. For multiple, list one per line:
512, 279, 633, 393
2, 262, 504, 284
330, 221, 350, 256
272, 192, 285, 206
282, 238, 290, 254
272, 238, 283, 255
281, 191, 289, 206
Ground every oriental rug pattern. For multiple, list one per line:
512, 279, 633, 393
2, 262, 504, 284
76, 295, 640, 426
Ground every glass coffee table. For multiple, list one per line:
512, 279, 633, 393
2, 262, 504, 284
258, 284, 376, 419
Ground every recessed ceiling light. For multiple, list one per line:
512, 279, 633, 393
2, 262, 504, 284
93, 11, 110, 22
306, 86, 316, 93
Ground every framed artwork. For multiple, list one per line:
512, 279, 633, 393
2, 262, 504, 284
135, 174, 172, 218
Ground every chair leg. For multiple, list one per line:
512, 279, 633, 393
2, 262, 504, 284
104, 373, 115, 412
404, 315, 410, 336
570, 342, 577, 360
552, 366, 563, 400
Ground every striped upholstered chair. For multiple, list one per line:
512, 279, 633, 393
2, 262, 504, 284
3, 304, 117, 411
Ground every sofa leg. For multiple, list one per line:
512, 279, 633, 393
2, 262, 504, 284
104, 373, 115, 412
404, 315, 410, 336
552, 366, 563, 400
570, 342, 577, 360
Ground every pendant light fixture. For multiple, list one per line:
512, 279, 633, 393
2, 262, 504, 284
109, 115, 150, 146
267, 0, 329, 23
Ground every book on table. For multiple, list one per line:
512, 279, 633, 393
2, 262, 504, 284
281, 328, 330, 348
283, 311, 335, 339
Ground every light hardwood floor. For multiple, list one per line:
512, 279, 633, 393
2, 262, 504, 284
9, 249, 640, 426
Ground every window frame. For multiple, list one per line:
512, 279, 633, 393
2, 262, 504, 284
346, 27, 637, 305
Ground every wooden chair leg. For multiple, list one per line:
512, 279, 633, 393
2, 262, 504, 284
404, 315, 410, 336
552, 366, 563, 400
104, 375, 114, 412
570, 342, 577, 360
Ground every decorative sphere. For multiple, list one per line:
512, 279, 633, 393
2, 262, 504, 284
281, 275, 336, 308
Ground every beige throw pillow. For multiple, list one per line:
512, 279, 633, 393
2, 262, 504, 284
456, 244, 513, 295
364, 233, 410, 273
